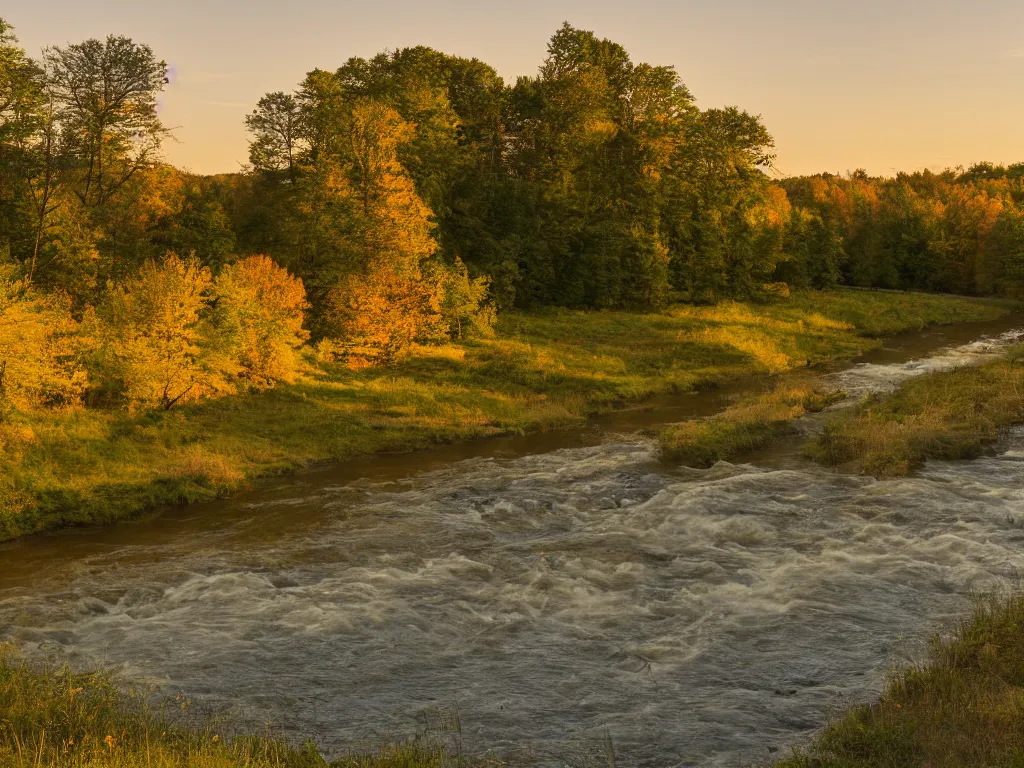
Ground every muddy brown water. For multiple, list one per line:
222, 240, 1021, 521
2, 314, 1024, 767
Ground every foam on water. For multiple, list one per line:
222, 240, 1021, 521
3, 334, 1024, 766
827, 328, 1024, 399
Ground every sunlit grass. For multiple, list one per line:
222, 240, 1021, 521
0, 289, 1014, 539
660, 378, 845, 466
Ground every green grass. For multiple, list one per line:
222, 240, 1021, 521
0, 650, 466, 767
659, 379, 845, 466
773, 593, 1024, 768
807, 344, 1024, 476
0, 289, 1013, 540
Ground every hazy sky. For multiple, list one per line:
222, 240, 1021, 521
6, 0, 1024, 177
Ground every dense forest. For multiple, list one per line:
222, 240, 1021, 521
2, 17, 1024, 418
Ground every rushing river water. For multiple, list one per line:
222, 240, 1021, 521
3, 319, 1024, 767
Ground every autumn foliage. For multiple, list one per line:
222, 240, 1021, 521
92, 253, 233, 411
0, 268, 85, 414
214, 255, 310, 388
85, 252, 309, 411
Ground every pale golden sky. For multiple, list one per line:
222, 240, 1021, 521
9, 0, 1024, 177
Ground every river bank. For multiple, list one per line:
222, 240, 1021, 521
773, 591, 1024, 768
2, 289, 1013, 541
807, 341, 1024, 476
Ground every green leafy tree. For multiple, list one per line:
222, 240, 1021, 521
430, 256, 495, 339
43, 35, 168, 211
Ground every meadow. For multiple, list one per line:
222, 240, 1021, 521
0, 289, 1012, 541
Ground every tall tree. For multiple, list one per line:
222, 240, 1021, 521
0, 19, 44, 270
43, 35, 168, 212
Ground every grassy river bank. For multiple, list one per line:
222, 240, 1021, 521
2, 288, 1012, 542
773, 593, 1024, 768
2, 288, 1022, 768
806, 342, 1024, 476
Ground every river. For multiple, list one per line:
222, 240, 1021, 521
2, 318, 1024, 767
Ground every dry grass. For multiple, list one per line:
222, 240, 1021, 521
659, 379, 845, 466
773, 593, 1024, 768
807, 346, 1024, 476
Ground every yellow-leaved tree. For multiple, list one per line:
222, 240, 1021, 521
213, 254, 310, 389
0, 267, 86, 415
92, 253, 235, 411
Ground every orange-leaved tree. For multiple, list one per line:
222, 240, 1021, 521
324, 100, 447, 364
326, 257, 444, 365
213, 254, 310, 389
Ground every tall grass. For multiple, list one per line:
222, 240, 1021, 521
773, 593, 1024, 768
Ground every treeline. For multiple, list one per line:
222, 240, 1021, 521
2, 18, 1024, 420
238, 23, 780, 313
782, 166, 1024, 296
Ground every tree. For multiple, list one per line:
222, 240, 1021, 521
246, 92, 302, 179
430, 256, 495, 339
93, 253, 234, 411
213, 255, 310, 388
504, 23, 693, 308
151, 181, 237, 270
325, 257, 443, 366
43, 35, 168, 212
0, 18, 45, 273
322, 101, 449, 363
0, 266, 85, 414
665, 106, 778, 301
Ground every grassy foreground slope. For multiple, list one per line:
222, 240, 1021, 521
0, 650, 462, 768
775, 594, 1024, 768
0, 289, 1013, 540
809, 343, 1024, 476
